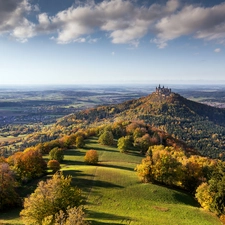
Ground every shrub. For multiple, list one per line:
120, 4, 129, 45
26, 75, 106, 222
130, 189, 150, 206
98, 131, 114, 146
49, 147, 64, 162
117, 136, 132, 153
76, 136, 85, 148
47, 160, 60, 173
84, 150, 98, 165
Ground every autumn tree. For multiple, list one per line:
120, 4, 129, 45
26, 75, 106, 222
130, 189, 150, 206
111, 121, 126, 138
0, 163, 19, 210
133, 127, 147, 140
84, 150, 99, 165
151, 149, 183, 185
20, 172, 82, 225
60, 135, 74, 149
136, 145, 186, 187
7, 149, 46, 182
195, 182, 213, 211
47, 160, 61, 173
134, 134, 151, 154
135, 156, 153, 183
49, 147, 64, 162
126, 122, 140, 134
47, 206, 89, 225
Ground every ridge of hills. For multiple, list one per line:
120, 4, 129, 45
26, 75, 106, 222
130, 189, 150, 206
56, 89, 225, 159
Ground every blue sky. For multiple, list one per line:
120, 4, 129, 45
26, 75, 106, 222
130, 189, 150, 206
0, 0, 225, 85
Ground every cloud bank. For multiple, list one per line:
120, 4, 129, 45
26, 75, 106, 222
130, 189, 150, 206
0, 0, 37, 42
1, 0, 225, 48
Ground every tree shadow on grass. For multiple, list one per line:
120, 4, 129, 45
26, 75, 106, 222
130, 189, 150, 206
0, 208, 23, 225
89, 221, 122, 225
62, 169, 123, 190
125, 150, 143, 158
99, 163, 135, 172
64, 149, 85, 156
62, 159, 86, 166
83, 146, 118, 153
172, 192, 199, 207
87, 211, 132, 225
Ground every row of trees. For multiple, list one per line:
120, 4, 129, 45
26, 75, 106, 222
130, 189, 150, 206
96, 121, 192, 157
135, 145, 216, 192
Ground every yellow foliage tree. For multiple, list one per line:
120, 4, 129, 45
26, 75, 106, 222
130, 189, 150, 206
195, 182, 213, 211
20, 172, 82, 225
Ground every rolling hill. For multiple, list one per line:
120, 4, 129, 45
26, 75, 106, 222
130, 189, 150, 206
56, 87, 225, 159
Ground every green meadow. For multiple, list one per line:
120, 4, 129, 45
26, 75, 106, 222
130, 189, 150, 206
0, 137, 221, 225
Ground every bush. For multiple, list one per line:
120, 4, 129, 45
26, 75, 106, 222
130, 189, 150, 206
117, 136, 132, 153
49, 147, 64, 162
76, 136, 85, 148
98, 131, 114, 146
20, 172, 82, 225
84, 150, 98, 165
47, 160, 60, 173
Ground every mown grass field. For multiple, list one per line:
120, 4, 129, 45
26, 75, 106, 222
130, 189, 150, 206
0, 137, 221, 225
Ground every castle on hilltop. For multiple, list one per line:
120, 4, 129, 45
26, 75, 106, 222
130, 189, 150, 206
155, 84, 171, 96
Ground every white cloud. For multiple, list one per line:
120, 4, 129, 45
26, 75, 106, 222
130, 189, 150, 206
74, 37, 86, 43
214, 48, 221, 53
35, 0, 181, 46
0, 0, 225, 48
150, 38, 168, 49
0, 0, 36, 42
155, 2, 225, 46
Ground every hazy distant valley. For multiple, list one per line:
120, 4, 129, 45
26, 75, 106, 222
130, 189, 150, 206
1, 84, 225, 126
1, 84, 225, 157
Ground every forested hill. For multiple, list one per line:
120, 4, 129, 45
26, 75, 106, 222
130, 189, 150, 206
56, 90, 225, 159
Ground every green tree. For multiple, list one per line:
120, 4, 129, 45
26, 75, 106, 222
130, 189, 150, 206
76, 136, 85, 148
84, 150, 98, 165
49, 147, 64, 162
208, 162, 225, 215
98, 131, 114, 146
117, 136, 132, 153
20, 172, 82, 225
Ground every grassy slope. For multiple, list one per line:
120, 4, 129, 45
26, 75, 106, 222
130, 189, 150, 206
0, 137, 221, 225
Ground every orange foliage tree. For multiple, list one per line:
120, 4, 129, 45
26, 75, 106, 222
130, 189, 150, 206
84, 150, 99, 165
0, 163, 19, 210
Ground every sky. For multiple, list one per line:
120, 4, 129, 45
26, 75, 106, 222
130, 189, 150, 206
0, 0, 225, 86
